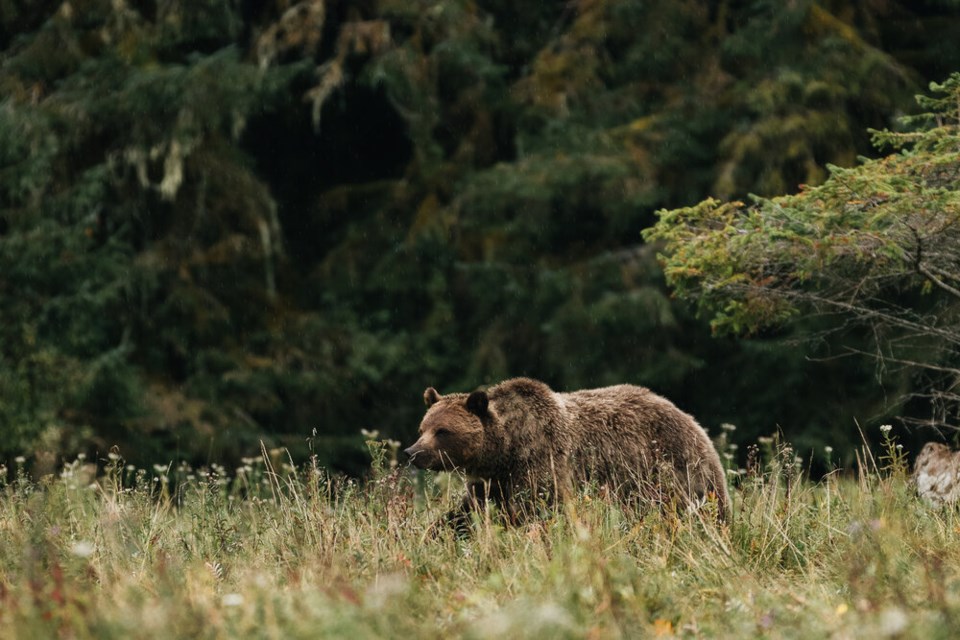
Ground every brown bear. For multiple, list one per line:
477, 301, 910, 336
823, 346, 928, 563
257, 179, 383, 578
913, 442, 960, 506
403, 377, 730, 529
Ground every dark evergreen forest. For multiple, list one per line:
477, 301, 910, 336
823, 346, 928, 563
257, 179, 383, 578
3, 0, 959, 473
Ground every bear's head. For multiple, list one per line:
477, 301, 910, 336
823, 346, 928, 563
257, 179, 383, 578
404, 387, 489, 472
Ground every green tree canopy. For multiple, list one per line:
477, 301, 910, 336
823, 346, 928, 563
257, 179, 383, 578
2, 0, 959, 468
646, 74, 960, 428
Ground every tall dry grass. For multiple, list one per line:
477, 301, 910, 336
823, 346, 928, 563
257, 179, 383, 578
1, 431, 958, 639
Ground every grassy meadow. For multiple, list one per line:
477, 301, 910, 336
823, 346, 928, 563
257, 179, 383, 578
1, 433, 958, 639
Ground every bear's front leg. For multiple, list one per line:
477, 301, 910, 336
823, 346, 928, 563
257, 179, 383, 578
432, 479, 517, 537
441, 480, 489, 536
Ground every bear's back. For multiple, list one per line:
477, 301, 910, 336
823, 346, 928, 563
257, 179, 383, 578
560, 384, 696, 442
558, 384, 727, 509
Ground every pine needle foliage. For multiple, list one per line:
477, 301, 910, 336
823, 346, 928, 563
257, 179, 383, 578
646, 74, 960, 428
2, 1, 960, 464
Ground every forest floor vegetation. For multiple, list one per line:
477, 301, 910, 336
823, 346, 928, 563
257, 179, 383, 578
0, 433, 957, 639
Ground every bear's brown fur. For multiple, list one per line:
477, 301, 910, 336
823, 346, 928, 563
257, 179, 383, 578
404, 377, 730, 528
913, 442, 960, 506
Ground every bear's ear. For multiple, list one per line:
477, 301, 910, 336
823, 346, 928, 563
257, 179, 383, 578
466, 390, 488, 417
424, 387, 441, 407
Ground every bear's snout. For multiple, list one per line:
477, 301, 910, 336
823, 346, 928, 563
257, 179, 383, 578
404, 442, 425, 466
404, 441, 443, 470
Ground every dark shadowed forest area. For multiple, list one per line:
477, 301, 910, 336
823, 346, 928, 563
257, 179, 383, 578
3, 0, 960, 474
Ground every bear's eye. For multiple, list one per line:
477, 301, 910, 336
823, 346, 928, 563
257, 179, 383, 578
435, 428, 451, 437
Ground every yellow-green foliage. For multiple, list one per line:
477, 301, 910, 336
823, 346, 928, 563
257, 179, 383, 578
645, 75, 960, 430
1, 434, 958, 639
647, 74, 960, 336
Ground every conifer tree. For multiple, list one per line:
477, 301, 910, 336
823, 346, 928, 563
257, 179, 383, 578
646, 74, 960, 427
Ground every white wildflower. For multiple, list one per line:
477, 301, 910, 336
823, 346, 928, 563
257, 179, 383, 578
365, 573, 407, 609
878, 606, 908, 637
879, 424, 893, 434
70, 540, 95, 558
222, 593, 244, 607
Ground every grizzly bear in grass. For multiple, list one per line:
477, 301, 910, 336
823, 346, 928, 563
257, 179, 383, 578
404, 377, 729, 529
